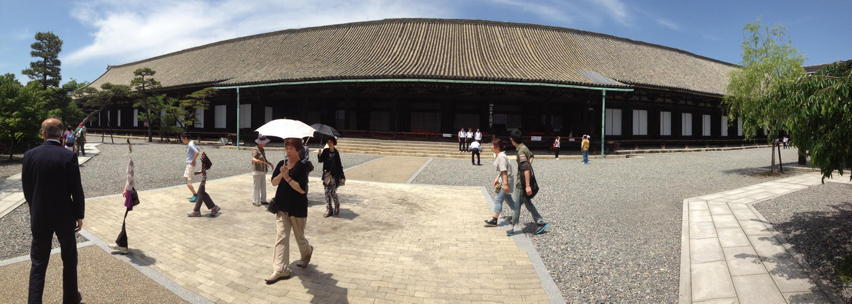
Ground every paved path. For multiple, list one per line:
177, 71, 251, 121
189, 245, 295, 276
343, 156, 429, 183
680, 172, 851, 304
0, 143, 100, 219
82, 173, 554, 303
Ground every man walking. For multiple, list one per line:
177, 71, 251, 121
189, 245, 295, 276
22, 118, 85, 304
507, 130, 548, 236
181, 133, 200, 203
74, 123, 86, 157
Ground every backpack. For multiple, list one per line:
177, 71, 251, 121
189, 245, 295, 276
65, 133, 76, 144
200, 152, 213, 170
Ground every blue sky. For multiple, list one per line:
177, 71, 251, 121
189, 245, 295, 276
1, 0, 850, 85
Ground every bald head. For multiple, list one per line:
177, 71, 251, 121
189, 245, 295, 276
41, 118, 64, 139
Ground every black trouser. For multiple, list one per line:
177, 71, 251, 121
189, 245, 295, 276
464, 139, 471, 151
459, 140, 464, 151
193, 184, 216, 212
115, 209, 129, 248
29, 219, 79, 304
554, 147, 560, 158
471, 148, 480, 165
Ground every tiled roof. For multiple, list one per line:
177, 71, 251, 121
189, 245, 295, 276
88, 18, 738, 95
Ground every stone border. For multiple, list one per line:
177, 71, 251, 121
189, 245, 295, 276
406, 157, 433, 183
78, 229, 212, 304
0, 241, 94, 267
479, 187, 566, 304
341, 156, 384, 171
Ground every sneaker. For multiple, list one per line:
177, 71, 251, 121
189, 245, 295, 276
186, 211, 203, 217
210, 206, 221, 216
108, 243, 129, 254
295, 245, 314, 268
483, 217, 498, 227
188, 195, 198, 203
261, 201, 270, 205
264, 270, 291, 284
535, 223, 551, 235
252, 201, 262, 207
506, 227, 517, 237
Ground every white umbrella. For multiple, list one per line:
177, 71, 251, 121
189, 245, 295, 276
255, 119, 316, 140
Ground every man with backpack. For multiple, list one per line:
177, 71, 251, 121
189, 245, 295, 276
507, 130, 548, 236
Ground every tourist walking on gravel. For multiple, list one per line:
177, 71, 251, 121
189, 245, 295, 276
484, 138, 516, 227
181, 133, 200, 203
251, 136, 273, 206
318, 137, 345, 217
109, 140, 138, 254
508, 131, 548, 236
64, 126, 76, 153
581, 135, 590, 164
469, 140, 481, 165
267, 138, 314, 284
22, 118, 85, 304
74, 123, 86, 156
187, 153, 221, 217
552, 136, 561, 159
458, 128, 466, 152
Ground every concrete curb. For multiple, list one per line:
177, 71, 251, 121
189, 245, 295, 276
678, 199, 691, 304
479, 187, 566, 304
78, 229, 213, 304
405, 158, 433, 184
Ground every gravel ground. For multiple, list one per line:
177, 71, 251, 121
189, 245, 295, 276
755, 182, 852, 302
0, 204, 88, 260
80, 137, 379, 197
0, 156, 22, 180
412, 147, 804, 303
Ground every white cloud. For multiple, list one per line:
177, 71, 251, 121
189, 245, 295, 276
488, 0, 575, 23
655, 18, 680, 31
65, 0, 450, 65
586, 0, 629, 25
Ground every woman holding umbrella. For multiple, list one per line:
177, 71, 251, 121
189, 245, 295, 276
256, 119, 316, 284
318, 136, 344, 217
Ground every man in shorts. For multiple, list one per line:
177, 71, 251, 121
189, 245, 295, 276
181, 133, 200, 202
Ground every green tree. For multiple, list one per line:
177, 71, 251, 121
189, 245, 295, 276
0, 74, 46, 159
22, 32, 63, 89
724, 22, 805, 172
74, 83, 133, 143
770, 61, 851, 181
130, 68, 161, 142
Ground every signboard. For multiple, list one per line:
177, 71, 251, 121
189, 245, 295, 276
442, 133, 452, 138
531, 136, 542, 141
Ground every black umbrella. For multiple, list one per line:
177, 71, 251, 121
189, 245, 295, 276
310, 123, 342, 138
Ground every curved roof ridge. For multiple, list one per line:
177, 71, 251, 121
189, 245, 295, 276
107, 18, 738, 69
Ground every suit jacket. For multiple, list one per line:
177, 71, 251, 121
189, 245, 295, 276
22, 140, 85, 228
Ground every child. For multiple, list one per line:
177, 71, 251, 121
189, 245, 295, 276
187, 153, 222, 217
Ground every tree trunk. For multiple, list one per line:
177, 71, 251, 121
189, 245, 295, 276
798, 150, 807, 165
777, 144, 783, 173
146, 106, 153, 143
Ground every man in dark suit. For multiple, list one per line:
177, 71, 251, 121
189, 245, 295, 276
22, 118, 85, 304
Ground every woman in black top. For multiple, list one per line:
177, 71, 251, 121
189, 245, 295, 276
318, 137, 345, 217
266, 138, 313, 284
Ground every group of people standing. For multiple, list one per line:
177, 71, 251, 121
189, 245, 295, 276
459, 128, 484, 165
550, 134, 592, 164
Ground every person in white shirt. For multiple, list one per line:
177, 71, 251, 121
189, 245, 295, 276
484, 138, 516, 227
469, 140, 481, 165
466, 128, 474, 151
552, 136, 561, 159
474, 129, 482, 141
458, 128, 466, 152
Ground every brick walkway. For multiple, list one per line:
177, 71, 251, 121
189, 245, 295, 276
83, 173, 552, 303
680, 172, 850, 304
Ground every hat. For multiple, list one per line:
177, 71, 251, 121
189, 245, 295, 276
255, 136, 270, 145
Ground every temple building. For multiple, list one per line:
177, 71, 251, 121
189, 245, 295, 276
86, 18, 756, 149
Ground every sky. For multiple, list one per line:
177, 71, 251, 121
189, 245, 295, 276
1, 0, 850, 85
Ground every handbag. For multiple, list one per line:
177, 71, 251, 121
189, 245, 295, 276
521, 168, 540, 199
322, 171, 336, 186
130, 187, 140, 206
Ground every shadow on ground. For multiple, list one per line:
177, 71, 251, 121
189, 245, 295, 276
293, 263, 349, 304
736, 203, 852, 302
